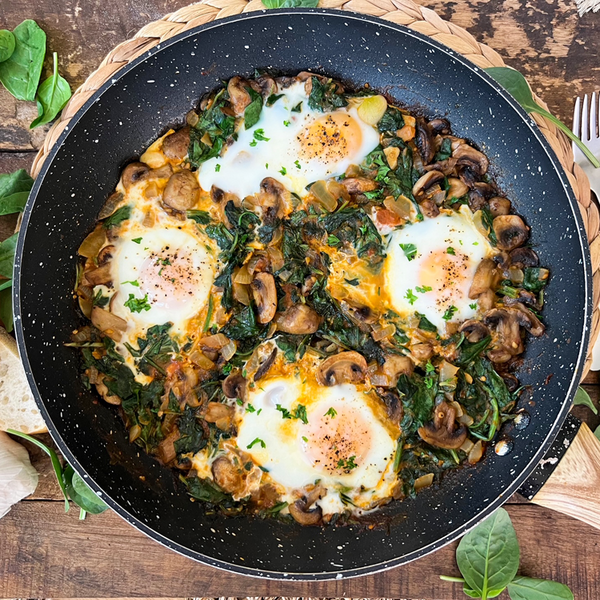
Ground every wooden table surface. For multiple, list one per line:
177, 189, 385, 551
1, 0, 600, 598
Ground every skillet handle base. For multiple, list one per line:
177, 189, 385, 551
530, 422, 600, 530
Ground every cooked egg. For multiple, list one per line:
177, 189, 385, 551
109, 227, 215, 340
197, 82, 380, 199
385, 206, 495, 329
234, 376, 399, 513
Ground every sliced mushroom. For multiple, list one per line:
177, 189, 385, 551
446, 177, 469, 200
341, 300, 377, 327
412, 170, 444, 199
98, 192, 124, 220
459, 320, 490, 343
468, 189, 487, 212
258, 177, 288, 221
222, 371, 247, 401
483, 307, 533, 363
418, 401, 467, 449
511, 303, 545, 337
493, 215, 529, 251
204, 402, 234, 431
211, 455, 244, 496
275, 304, 321, 334
377, 389, 403, 424
415, 118, 435, 164
429, 118, 451, 135
316, 351, 367, 386
163, 170, 199, 211
254, 347, 278, 381
381, 354, 414, 387
255, 73, 277, 97
340, 177, 379, 196
83, 263, 112, 287
227, 76, 252, 116
90, 306, 127, 341
420, 198, 440, 219
453, 144, 489, 177
488, 196, 511, 217
162, 126, 190, 160
121, 162, 150, 190
469, 259, 499, 299
251, 272, 277, 324
97, 245, 115, 266
411, 342, 433, 362
509, 247, 539, 268
288, 496, 323, 526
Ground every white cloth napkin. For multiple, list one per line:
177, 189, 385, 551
576, 0, 600, 15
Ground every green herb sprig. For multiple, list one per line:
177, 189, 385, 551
7, 429, 108, 519
485, 67, 599, 169
440, 507, 573, 600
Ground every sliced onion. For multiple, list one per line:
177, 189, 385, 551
78, 226, 106, 258
414, 473, 434, 491
267, 246, 285, 272
129, 424, 141, 443
372, 323, 396, 342
458, 413, 474, 426
98, 192, 124, 220
468, 440, 484, 464
384, 194, 414, 220
143, 181, 160, 200
311, 180, 337, 212
234, 265, 253, 284
370, 373, 390, 386
221, 339, 237, 361
140, 150, 166, 169
200, 333, 230, 350
189, 350, 215, 370
440, 360, 460, 383
326, 180, 349, 202
357, 95, 388, 126
233, 281, 250, 305
509, 267, 524, 284
460, 438, 475, 454
449, 400, 464, 418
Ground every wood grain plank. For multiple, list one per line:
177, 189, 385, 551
0, 501, 591, 599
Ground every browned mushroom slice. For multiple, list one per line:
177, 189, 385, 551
340, 177, 379, 195
258, 177, 287, 220
510, 303, 545, 337
453, 144, 489, 177
254, 347, 278, 381
509, 247, 539, 268
420, 197, 440, 219
411, 342, 433, 362
204, 402, 234, 431
97, 245, 115, 266
493, 215, 529, 251
446, 177, 469, 200
222, 371, 247, 401
84, 263, 112, 287
275, 304, 321, 334
429, 118, 451, 135
91, 306, 127, 341
163, 170, 199, 211
227, 76, 252, 116
316, 351, 368, 386
289, 498, 323, 526
98, 192, 125, 220
468, 259, 498, 298
211, 456, 244, 496
378, 389, 403, 424
418, 401, 467, 449
488, 196, 511, 217
412, 170, 444, 199
162, 126, 190, 160
459, 320, 490, 343
121, 162, 150, 190
483, 308, 524, 362
381, 354, 414, 387
251, 272, 277, 324
415, 118, 435, 164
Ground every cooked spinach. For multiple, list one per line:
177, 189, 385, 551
174, 407, 208, 454
378, 107, 404, 132
523, 267, 548, 292
307, 76, 348, 112
244, 86, 263, 129
103, 205, 131, 228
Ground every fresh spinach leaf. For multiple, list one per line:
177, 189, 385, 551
30, 52, 71, 128
573, 386, 597, 414
0, 286, 12, 332
0, 191, 28, 215
485, 67, 599, 168
0, 20, 46, 101
0, 232, 18, 279
244, 86, 263, 130
507, 576, 574, 600
63, 465, 109, 517
0, 30, 15, 63
456, 508, 520, 599
262, 0, 319, 8
0, 168, 33, 197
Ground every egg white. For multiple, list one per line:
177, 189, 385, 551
197, 82, 380, 199
385, 206, 494, 329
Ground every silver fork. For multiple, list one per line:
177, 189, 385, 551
572, 92, 600, 197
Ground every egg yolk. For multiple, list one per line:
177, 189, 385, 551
297, 112, 363, 164
138, 246, 200, 311
419, 248, 472, 310
301, 403, 371, 475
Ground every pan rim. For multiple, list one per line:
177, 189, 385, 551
13, 7, 592, 581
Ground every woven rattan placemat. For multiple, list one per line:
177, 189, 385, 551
31, 0, 600, 378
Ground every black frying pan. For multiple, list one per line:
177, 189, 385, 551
14, 8, 591, 580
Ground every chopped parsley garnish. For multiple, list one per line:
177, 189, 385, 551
473, 242, 479, 246
295, 160, 301, 169
246, 404, 256, 413
253, 129, 270, 142
415, 285, 432, 293
291, 101, 302, 112
405, 289, 418, 305
337, 456, 358, 470
124, 293, 151, 313
283, 120, 291, 127
132, 237, 142, 244
250, 139, 257, 147
302, 436, 308, 443
327, 234, 341, 246
276, 403, 308, 424
344, 277, 359, 286
276, 404, 292, 419
156, 257, 171, 266
121, 280, 140, 287
443, 305, 458, 321
324, 407, 337, 418
447, 246, 456, 255
236, 398, 244, 406
424, 359, 436, 389
92, 289, 109, 308
279, 166, 287, 176
400, 243, 417, 261
215, 164, 221, 172
247, 437, 266, 449
469, 302, 478, 310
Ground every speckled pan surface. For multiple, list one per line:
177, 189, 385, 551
14, 9, 591, 580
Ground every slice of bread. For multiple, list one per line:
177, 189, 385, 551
0, 327, 47, 434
